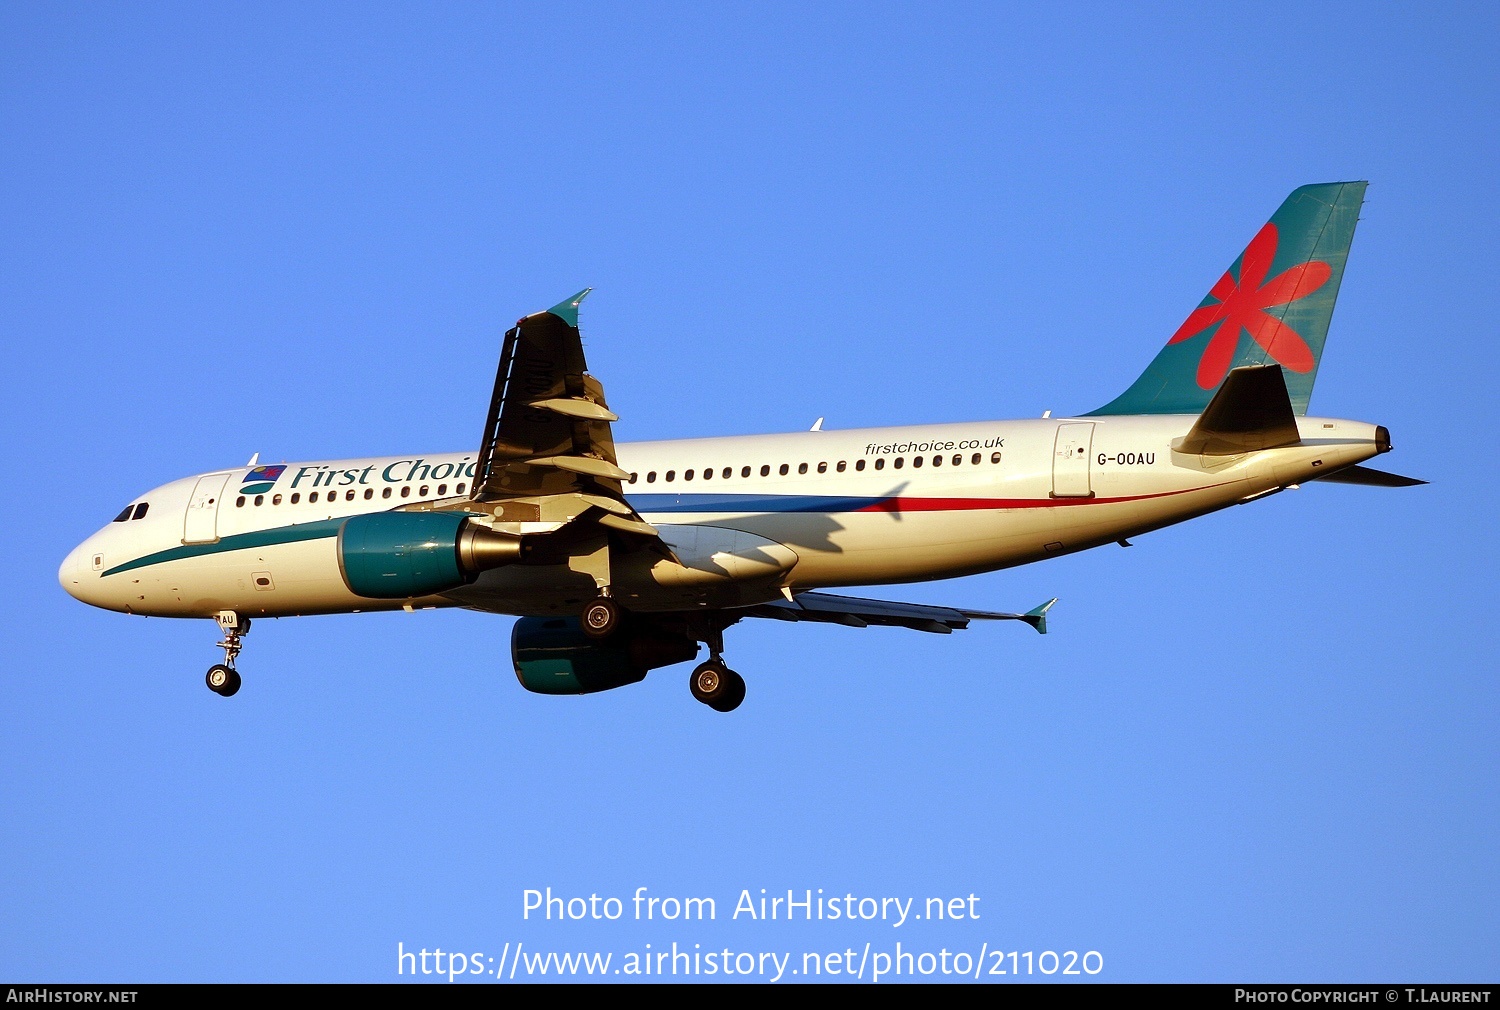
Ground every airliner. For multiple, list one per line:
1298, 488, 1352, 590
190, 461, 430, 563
60, 182, 1421, 711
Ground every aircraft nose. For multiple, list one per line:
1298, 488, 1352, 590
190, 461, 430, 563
59, 540, 97, 604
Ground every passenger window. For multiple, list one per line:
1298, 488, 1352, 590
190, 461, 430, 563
836, 461, 846, 472
912, 456, 923, 468
272, 494, 282, 505
400, 486, 410, 498
760, 465, 770, 477
991, 452, 1002, 464
932, 455, 942, 467
741, 466, 750, 478
684, 469, 695, 481
628, 473, 637, 484
363, 488, 373, 500
701, 468, 712, 480
779, 464, 789, 476
952, 454, 962, 466
382, 487, 392, 499
347, 490, 357, 501
817, 462, 827, 474
798, 463, 808, 474
310, 491, 320, 503
971, 453, 981, 465
855, 460, 865, 472
235, 497, 245, 508
874, 458, 884, 470
723, 467, 732, 479
254, 495, 264, 506
419, 486, 429, 497
647, 472, 657, 483
290, 493, 300, 504
457, 482, 466, 494
666, 471, 675, 482
438, 484, 447, 495
894, 458, 904, 469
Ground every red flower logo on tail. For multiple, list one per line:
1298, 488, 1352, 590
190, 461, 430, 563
1168, 222, 1331, 388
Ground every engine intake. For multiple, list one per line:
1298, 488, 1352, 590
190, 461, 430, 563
512, 616, 699, 694
338, 512, 521, 599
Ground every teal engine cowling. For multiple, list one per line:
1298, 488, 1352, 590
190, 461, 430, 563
512, 616, 700, 695
337, 512, 521, 599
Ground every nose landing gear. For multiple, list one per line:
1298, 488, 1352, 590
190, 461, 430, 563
206, 664, 241, 696
207, 610, 249, 697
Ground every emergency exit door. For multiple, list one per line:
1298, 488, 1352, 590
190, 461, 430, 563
1051, 423, 1095, 498
182, 473, 231, 544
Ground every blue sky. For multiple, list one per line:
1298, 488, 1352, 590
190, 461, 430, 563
2, 2, 1496, 983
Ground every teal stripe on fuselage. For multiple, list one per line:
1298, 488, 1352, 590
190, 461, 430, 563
101, 518, 346, 578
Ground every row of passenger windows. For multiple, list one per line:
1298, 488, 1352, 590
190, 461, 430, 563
627, 452, 1002, 484
227, 449, 1003, 507
111, 502, 150, 522
236, 482, 466, 508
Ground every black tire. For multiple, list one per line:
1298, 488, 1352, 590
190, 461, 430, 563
709, 669, 746, 713
690, 661, 744, 711
689, 660, 725, 704
580, 597, 622, 639
206, 664, 241, 697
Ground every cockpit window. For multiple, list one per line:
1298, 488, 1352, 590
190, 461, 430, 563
112, 506, 133, 522
132, 502, 149, 520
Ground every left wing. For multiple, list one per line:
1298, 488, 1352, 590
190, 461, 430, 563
741, 591, 1057, 635
467, 289, 659, 539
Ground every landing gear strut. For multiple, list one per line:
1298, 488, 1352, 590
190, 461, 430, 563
207, 610, 249, 697
689, 627, 744, 712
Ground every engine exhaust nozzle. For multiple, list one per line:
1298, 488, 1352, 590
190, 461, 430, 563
458, 522, 524, 574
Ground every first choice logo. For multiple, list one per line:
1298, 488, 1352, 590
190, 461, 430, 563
1097, 452, 1156, 466
240, 464, 287, 495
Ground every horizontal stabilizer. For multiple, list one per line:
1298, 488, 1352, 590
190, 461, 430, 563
1313, 464, 1428, 487
741, 592, 1056, 635
1175, 364, 1301, 456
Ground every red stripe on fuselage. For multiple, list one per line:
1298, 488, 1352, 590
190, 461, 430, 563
853, 487, 1210, 513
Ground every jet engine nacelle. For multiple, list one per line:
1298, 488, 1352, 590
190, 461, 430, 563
512, 616, 700, 695
337, 512, 521, 599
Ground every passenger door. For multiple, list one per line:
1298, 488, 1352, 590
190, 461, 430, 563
1051, 423, 1095, 498
183, 473, 231, 544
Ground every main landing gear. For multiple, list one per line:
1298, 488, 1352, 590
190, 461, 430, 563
206, 610, 248, 697
580, 595, 624, 639
579, 596, 748, 712
689, 660, 745, 713
689, 626, 744, 713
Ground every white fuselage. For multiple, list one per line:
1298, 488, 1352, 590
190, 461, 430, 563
59, 414, 1384, 620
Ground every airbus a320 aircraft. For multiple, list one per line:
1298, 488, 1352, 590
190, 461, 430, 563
61, 182, 1421, 711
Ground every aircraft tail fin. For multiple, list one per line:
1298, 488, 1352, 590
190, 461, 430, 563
1089, 181, 1366, 417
